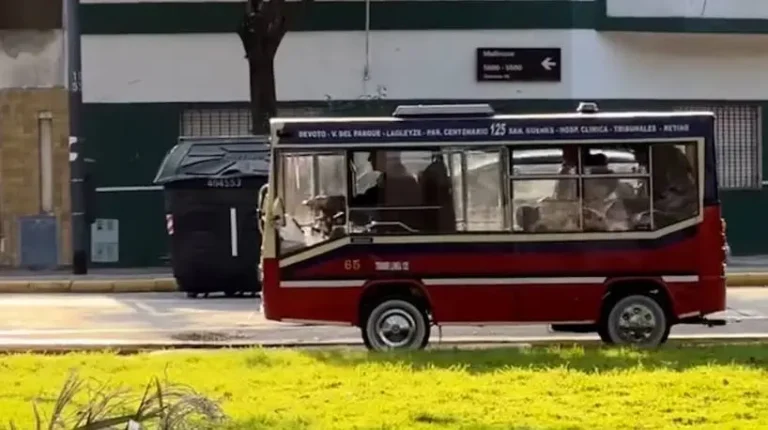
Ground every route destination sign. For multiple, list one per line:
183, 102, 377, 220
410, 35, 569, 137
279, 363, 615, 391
275, 116, 713, 145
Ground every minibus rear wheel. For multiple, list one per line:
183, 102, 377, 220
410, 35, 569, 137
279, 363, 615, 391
601, 294, 670, 348
361, 297, 430, 352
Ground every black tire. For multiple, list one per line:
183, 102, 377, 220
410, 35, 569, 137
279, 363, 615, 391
362, 327, 373, 350
601, 294, 670, 347
421, 313, 433, 349
597, 324, 613, 344
660, 326, 671, 344
361, 298, 430, 352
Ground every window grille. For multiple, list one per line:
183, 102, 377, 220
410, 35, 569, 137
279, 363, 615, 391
675, 104, 761, 190
179, 107, 326, 137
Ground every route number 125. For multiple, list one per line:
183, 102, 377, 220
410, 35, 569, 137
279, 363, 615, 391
490, 122, 507, 136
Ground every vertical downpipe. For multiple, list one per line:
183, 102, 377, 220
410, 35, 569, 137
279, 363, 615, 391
362, 0, 371, 95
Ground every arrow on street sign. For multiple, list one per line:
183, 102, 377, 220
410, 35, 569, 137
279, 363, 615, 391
541, 57, 557, 71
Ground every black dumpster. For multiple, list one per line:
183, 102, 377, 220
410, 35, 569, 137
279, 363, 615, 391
153, 136, 270, 298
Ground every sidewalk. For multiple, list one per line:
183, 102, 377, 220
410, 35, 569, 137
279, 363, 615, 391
0, 268, 176, 293
0, 257, 766, 293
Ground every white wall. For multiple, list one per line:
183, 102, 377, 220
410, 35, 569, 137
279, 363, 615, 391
576, 31, 768, 100
0, 30, 64, 89
81, 29, 768, 103
607, 0, 768, 20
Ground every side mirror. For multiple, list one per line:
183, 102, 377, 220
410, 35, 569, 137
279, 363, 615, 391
258, 183, 268, 208
273, 213, 285, 227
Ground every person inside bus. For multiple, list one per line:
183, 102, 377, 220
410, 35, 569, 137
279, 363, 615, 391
585, 152, 619, 192
349, 150, 423, 233
634, 145, 697, 227
419, 153, 457, 233
582, 152, 628, 231
553, 146, 579, 200
655, 144, 697, 222
519, 146, 580, 232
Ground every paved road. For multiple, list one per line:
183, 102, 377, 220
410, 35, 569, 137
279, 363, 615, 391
0, 289, 768, 346
0, 253, 765, 279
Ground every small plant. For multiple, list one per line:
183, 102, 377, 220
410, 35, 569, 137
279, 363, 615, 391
10, 368, 226, 430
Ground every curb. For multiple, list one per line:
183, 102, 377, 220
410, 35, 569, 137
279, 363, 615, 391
1, 334, 768, 354
0, 278, 179, 294
726, 273, 768, 287
0, 273, 764, 294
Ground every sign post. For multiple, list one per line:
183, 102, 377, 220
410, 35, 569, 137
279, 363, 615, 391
65, 0, 89, 274
475, 48, 562, 82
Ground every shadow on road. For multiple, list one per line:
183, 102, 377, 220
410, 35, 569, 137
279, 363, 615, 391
299, 342, 768, 374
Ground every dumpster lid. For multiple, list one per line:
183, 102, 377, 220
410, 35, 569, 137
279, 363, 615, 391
153, 135, 270, 184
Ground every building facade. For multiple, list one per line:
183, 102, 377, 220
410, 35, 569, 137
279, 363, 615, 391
81, 0, 768, 267
0, 0, 71, 269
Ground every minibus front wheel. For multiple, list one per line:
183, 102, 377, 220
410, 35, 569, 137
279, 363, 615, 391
361, 297, 430, 352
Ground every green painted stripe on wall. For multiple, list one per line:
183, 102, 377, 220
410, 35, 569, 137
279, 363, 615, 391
83, 98, 768, 266
80, 1, 597, 34
600, 17, 768, 34
79, 0, 768, 35
595, 0, 768, 34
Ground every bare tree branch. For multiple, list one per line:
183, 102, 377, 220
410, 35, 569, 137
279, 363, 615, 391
265, 0, 286, 31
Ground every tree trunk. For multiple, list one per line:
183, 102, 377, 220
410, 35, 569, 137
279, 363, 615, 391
238, 0, 288, 136
248, 55, 277, 134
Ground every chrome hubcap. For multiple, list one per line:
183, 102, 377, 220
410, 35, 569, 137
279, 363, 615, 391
617, 303, 657, 343
375, 309, 416, 348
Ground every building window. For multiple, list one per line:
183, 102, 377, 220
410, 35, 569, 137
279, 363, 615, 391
179, 107, 326, 137
676, 104, 761, 190
180, 109, 251, 137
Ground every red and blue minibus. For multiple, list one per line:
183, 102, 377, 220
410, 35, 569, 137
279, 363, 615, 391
258, 102, 727, 351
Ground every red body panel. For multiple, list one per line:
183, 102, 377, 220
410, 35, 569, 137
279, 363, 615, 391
262, 206, 726, 326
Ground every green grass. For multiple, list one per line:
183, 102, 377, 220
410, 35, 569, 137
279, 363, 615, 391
2, 344, 768, 429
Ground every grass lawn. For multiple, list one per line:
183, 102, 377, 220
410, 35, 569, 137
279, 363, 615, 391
1, 343, 768, 429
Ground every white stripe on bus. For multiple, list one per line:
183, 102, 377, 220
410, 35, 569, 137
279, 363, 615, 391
278, 275, 700, 288
661, 275, 700, 283
280, 280, 366, 288
422, 277, 607, 286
